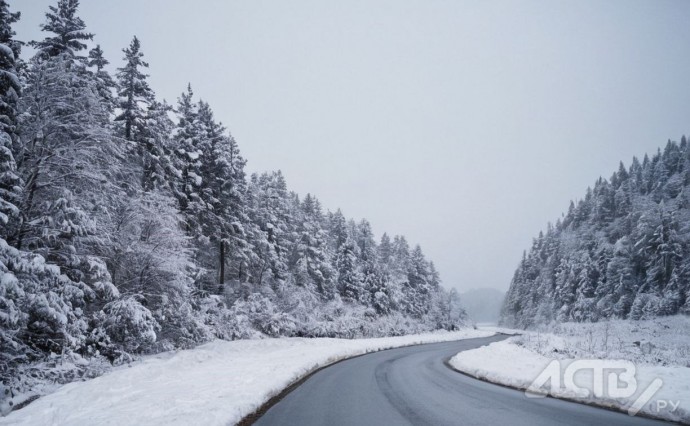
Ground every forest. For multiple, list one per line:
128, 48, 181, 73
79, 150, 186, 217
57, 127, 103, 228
0, 0, 467, 400
501, 137, 690, 328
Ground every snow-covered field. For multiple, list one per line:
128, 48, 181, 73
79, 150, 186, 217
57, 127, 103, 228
519, 317, 690, 366
1, 329, 492, 426
454, 317, 690, 424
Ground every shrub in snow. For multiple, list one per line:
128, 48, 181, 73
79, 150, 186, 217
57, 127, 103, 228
0, 237, 100, 410
99, 297, 159, 356
230, 294, 296, 338
197, 295, 253, 341
154, 298, 213, 350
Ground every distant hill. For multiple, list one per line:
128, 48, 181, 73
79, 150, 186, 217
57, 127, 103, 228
460, 288, 505, 324
501, 138, 690, 328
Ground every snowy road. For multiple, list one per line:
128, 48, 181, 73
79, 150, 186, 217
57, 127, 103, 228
253, 335, 670, 426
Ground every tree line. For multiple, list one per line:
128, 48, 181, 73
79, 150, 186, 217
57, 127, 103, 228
501, 137, 690, 328
0, 0, 466, 402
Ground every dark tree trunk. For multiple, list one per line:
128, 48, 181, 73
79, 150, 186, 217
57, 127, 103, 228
219, 240, 225, 292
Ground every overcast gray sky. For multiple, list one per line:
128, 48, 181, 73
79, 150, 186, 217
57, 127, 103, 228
12, 0, 690, 293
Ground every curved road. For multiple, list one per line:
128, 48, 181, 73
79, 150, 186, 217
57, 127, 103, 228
254, 334, 669, 426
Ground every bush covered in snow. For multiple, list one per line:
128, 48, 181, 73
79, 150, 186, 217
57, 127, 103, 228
98, 297, 159, 356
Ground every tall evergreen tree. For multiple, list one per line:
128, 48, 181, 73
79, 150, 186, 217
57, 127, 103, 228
290, 194, 336, 300
0, 0, 22, 240
171, 84, 205, 236
197, 99, 252, 288
30, 0, 93, 59
336, 236, 363, 302
87, 44, 116, 109
247, 171, 292, 288
115, 36, 153, 140
140, 100, 176, 191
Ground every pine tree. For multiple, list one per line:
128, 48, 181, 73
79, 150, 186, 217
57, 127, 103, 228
87, 44, 116, 110
30, 0, 93, 59
115, 36, 153, 141
0, 0, 20, 59
0, 0, 22, 240
391, 235, 410, 279
197, 99, 252, 288
404, 245, 432, 318
378, 233, 393, 269
328, 209, 349, 250
247, 171, 292, 288
605, 236, 635, 318
171, 84, 205, 236
140, 100, 176, 191
290, 194, 336, 299
336, 236, 363, 302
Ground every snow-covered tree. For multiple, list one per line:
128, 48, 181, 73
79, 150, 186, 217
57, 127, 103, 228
87, 44, 116, 109
0, 0, 22, 240
336, 236, 363, 302
247, 171, 292, 288
171, 84, 205, 238
115, 36, 153, 141
30, 0, 93, 59
290, 194, 336, 300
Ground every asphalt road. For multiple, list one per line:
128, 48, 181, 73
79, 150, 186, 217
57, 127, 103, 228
254, 334, 670, 426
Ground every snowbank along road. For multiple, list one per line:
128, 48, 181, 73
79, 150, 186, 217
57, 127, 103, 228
253, 335, 671, 426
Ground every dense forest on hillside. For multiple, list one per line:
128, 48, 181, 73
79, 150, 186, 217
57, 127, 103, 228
0, 0, 466, 402
501, 137, 690, 328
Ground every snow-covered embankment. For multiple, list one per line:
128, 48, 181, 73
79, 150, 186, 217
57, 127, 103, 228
450, 319, 690, 424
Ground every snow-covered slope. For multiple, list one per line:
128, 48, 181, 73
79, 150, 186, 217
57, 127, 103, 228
451, 319, 690, 424
1, 329, 492, 426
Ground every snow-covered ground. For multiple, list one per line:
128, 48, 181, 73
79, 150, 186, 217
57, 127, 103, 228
453, 317, 690, 424
1, 329, 493, 426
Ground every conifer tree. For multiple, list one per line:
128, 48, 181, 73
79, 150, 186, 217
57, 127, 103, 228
0, 0, 22, 240
337, 236, 363, 302
172, 84, 205, 236
115, 36, 153, 141
87, 44, 116, 109
30, 0, 93, 59
140, 100, 176, 191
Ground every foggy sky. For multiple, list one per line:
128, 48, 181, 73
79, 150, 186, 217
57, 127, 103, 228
12, 0, 690, 292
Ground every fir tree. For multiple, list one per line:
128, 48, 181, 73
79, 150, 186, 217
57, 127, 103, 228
87, 44, 116, 109
0, 0, 22, 240
115, 36, 153, 141
30, 0, 93, 59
